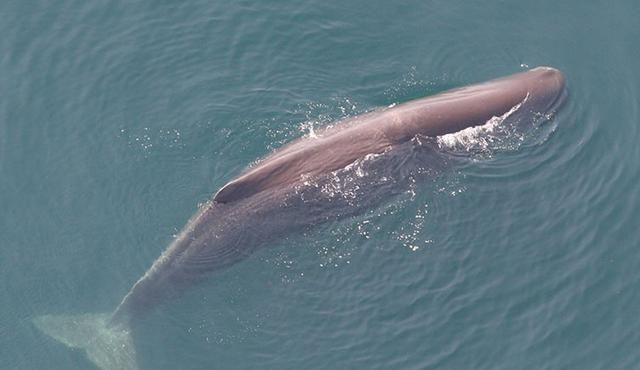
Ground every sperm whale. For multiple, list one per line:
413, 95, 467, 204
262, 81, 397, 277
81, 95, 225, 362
33, 66, 566, 370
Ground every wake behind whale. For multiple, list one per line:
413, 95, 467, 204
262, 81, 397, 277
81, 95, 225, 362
33, 67, 566, 370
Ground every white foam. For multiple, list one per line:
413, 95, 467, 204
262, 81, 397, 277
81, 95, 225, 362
436, 94, 528, 152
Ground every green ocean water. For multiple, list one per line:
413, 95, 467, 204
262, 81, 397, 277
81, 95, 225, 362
1, 1, 639, 369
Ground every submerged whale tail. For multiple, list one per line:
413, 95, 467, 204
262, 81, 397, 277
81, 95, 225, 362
32, 313, 139, 370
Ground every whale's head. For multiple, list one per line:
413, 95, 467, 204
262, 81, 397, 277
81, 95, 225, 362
384, 66, 568, 139
517, 66, 567, 119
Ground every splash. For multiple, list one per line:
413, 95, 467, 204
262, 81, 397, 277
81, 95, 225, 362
436, 95, 529, 156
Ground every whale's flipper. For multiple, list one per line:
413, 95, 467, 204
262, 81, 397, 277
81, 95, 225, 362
32, 313, 139, 370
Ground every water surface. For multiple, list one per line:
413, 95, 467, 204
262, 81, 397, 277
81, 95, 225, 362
1, 1, 639, 369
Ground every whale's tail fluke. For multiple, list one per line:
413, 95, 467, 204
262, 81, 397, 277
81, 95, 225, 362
32, 313, 139, 370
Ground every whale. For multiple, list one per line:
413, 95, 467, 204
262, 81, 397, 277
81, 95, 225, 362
33, 66, 566, 370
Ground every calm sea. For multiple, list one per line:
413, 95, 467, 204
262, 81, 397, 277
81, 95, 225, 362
1, 1, 639, 369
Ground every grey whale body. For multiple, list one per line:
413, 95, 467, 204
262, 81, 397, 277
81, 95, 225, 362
33, 67, 566, 370
111, 66, 566, 325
